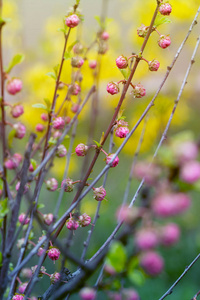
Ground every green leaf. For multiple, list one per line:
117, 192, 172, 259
76, 0, 80, 4
0, 252, 2, 267
0, 198, 9, 218
154, 15, 172, 28
94, 16, 102, 27
118, 68, 128, 80
128, 269, 145, 286
106, 241, 127, 273
30, 159, 37, 170
68, 40, 78, 53
37, 203, 45, 209
6, 54, 25, 73
43, 98, 51, 111
53, 64, 60, 77
8, 129, 16, 148
57, 28, 66, 33
48, 137, 57, 146
46, 72, 57, 80
0, 17, 11, 28
64, 51, 72, 61
99, 132, 104, 145
32, 103, 47, 110
93, 140, 101, 148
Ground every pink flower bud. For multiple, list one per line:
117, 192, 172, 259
0, 190, 2, 198
16, 182, 30, 194
133, 162, 161, 185
75, 143, 88, 156
174, 141, 198, 162
115, 126, 129, 138
35, 123, 45, 132
53, 117, 65, 130
46, 178, 58, 191
29, 163, 34, 172
104, 264, 116, 276
160, 223, 180, 246
116, 55, 128, 69
71, 57, 84, 68
12, 295, 24, 300
56, 144, 67, 157
65, 14, 80, 28
158, 35, 171, 49
71, 103, 80, 113
98, 41, 109, 55
18, 282, 28, 294
135, 228, 158, 250
44, 213, 54, 225
66, 217, 79, 230
11, 105, 24, 118
61, 178, 74, 192
106, 82, 120, 95
100, 31, 109, 40
48, 247, 60, 261
18, 213, 30, 225
21, 268, 32, 278
131, 83, 146, 98
122, 289, 140, 300
41, 113, 48, 122
69, 83, 81, 95
79, 287, 96, 300
13, 122, 26, 139
65, 116, 71, 124
73, 42, 84, 54
137, 24, 149, 37
114, 119, 129, 129
140, 251, 164, 276
116, 205, 139, 224
89, 60, 97, 69
31, 265, 46, 275
159, 3, 172, 15
5, 158, 17, 170
148, 59, 160, 71
180, 161, 200, 183
13, 153, 22, 164
79, 213, 91, 227
50, 272, 61, 284
106, 154, 119, 167
37, 247, 45, 257
93, 186, 106, 201
53, 130, 62, 139
7, 78, 22, 95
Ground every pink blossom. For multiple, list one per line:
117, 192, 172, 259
158, 35, 171, 49
140, 251, 164, 276
56, 144, 67, 157
159, 3, 172, 16
148, 59, 160, 71
133, 162, 161, 185
12, 295, 24, 300
106, 154, 119, 167
89, 60, 97, 69
21, 268, 32, 278
71, 103, 80, 113
115, 126, 129, 138
180, 161, 200, 183
137, 24, 148, 37
35, 123, 45, 132
66, 217, 79, 230
16, 182, 30, 194
73, 42, 84, 54
69, 83, 81, 95
100, 31, 109, 40
174, 141, 198, 162
122, 289, 140, 300
13, 122, 26, 139
7, 78, 22, 95
44, 213, 54, 225
116, 205, 139, 224
11, 105, 24, 118
75, 143, 88, 156
61, 178, 74, 192
18, 213, 30, 225
79, 287, 96, 300
131, 83, 146, 98
46, 178, 58, 191
53, 117, 65, 130
18, 282, 28, 293
48, 248, 60, 261
41, 113, 48, 121
93, 186, 106, 201
116, 55, 128, 69
5, 158, 17, 170
135, 228, 159, 250
37, 247, 45, 257
50, 272, 61, 284
106, 82, 120, 95
71, 57, 84, 68
160, 223, 180, 246
79, 213, 91, 227
65, 14, 80, 28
